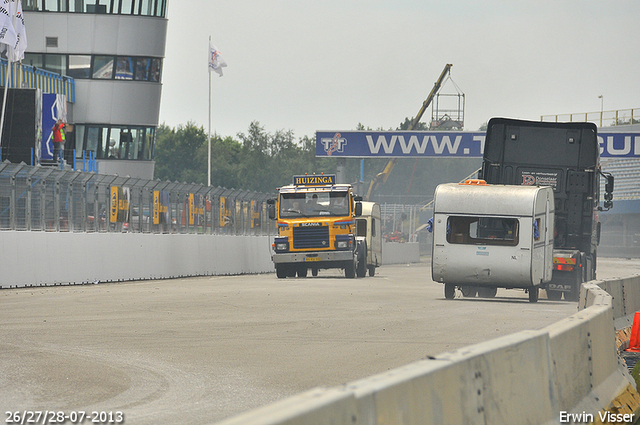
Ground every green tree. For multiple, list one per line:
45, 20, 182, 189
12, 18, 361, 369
154, 122, 208, 184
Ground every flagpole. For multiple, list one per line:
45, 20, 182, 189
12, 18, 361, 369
207, 36, 212, 187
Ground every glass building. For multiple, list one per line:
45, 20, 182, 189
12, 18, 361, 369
23, 0, 168, 179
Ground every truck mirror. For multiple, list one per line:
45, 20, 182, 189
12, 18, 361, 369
267, 199, 276, 220
605, 175, 614, 195
354, 201, 362, 217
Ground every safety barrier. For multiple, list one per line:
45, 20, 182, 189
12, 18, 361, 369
215, 276, 640, 425
0, 162, 275, 236
0, 231, 275, 288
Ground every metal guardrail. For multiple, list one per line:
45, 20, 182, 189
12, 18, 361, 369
0, 162, 275, 235
0, 59, 76, 103
541, 108, 639, 128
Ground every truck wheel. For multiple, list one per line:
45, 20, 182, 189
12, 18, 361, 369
478, 287, 497, 298
356, 256, 367, 278
312, 268, 318, 277
368, 266, 375, 277
345, 259, 356, 278
276, 264, 287, 279
356, 243, 367, 277
546, 290, 562, 301
528, 287, 539, 303
297, 266, 308, 278
444, 283, 455, 299
564, 270, 582, 302
461, 286, 478, 297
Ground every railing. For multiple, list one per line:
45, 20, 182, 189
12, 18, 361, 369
0, 59, 75, 103
0, 162, 275, 236
541, 108, 639, 128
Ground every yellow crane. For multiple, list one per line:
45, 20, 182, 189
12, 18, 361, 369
365, 63, 453, 201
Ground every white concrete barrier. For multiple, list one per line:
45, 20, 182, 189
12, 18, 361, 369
0, 231, 274, 288
215, 275, 640, 425
1, 232, 421, 288
382, 241, 420, 265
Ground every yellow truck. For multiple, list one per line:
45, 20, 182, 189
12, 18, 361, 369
268, 174, 376, 278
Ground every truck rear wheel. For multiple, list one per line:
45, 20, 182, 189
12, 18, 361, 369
356, 257, 366, 278
356, 243, 367, 277
297, 266, 308, 278
368, 266, 375, 277
478, 287, 497, 298
564, 269, 582, 301
546, 290, 562, 301
461, 286, 478, 297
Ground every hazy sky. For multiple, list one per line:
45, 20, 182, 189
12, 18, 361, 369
158, 0, 640, 140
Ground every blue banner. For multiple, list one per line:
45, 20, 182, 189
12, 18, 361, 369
41, 93, 57, 161
316, 131, 640, 158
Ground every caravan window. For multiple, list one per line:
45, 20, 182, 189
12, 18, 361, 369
447, 216, 519, 246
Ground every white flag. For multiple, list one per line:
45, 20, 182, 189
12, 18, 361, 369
208, 42, 227, 77
0, 0, 27, 61
12, 0, 27, 62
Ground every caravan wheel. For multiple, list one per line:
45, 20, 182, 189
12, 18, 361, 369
528, 287, 539, 303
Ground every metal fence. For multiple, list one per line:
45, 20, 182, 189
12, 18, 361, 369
0, 162, 276, 235
1, 58, 76, 103
541, 108, 640, 128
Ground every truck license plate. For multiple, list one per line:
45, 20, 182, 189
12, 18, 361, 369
305, 257, 321, 262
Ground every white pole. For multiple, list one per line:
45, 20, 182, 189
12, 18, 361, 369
208, 36, 212, 187
0, 54, 12, 150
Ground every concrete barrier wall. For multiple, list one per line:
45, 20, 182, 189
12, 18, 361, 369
382, 242, 420, 265
0, 231, 274, 288
216, 276, 640, 425
1, 232, 420, 288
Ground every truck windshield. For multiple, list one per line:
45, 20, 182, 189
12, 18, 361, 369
280, 192, 349, 218
447, 216, 519, 246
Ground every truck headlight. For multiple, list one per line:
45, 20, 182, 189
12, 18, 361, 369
274, 237, 289, 252
335, 235, 353, 250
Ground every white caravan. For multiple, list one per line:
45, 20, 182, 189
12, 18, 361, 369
431, 181, 554, 303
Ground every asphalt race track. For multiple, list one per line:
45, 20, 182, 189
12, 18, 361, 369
2, 258, 639, 424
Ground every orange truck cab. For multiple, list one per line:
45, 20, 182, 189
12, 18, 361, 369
268, 174, 368, 278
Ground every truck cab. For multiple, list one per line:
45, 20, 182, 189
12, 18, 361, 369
481, 118, 614, 301
268, 174, 367, 278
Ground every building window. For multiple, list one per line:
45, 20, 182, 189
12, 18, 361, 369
93, 56, 114, 79
68, 55, 91, 79
23, 53, 67, 75
23, 0, 166, 16
77, 124, 155, 160
25, 53, 161, 82
115, 57, 134, 80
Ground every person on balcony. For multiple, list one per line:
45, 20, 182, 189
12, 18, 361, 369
52, 119, 65, 163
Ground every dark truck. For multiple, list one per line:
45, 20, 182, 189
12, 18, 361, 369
480, 118, 614, 301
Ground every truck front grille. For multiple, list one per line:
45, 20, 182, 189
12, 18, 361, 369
293, 226, 330, 249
